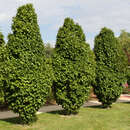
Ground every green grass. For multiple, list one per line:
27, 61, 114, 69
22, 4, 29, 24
0, 103, 130, 130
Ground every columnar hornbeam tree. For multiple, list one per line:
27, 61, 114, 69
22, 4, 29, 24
52, 18, 96, 114
94, 27, 127, 108
4, 4, 51, 124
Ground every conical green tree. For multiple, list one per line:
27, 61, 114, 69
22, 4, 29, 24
0, 32, 5, 105
52, 18, 96, 114
4, 4, 51, 124
94, 27, 127, 108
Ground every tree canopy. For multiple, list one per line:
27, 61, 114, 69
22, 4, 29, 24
94, 27, 127, 108
4, 4, 51, 124
118, 30, 130, 65
53, 18, 96, 114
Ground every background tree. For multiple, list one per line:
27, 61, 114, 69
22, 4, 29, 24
45, 43, 54, 58
52, 18, 96, 114
94, 27, 127, 108
4, 4, 51, 124
0, 32, 5, 105
44, 43, 54, 104
118, 30, 130, 85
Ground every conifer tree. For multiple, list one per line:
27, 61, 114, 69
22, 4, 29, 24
94, 27, 127, 108
52, 18, 96, 114
4, 4, 51, 124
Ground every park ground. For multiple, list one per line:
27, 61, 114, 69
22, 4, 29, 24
0, 94, 130, 130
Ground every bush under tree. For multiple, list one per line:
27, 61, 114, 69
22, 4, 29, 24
4, 4, 51, 124
52, 18, 96, 114
94, 27, 127, 108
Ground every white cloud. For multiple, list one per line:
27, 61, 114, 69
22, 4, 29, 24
0, 13, 9, 22
86, 38, 94, 49
76, 0, 130, 33
0, 0, 130, 48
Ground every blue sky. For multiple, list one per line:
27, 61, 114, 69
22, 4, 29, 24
0, 0, 130, 48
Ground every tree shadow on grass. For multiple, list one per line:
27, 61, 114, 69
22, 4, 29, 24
47, 109, 68, 115
47, 109, 80, 117
84, 105, 105, 109
0, 116, 21, 125
118, 101, 130, 104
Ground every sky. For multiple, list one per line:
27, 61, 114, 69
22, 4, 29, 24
0, 0, 130, 48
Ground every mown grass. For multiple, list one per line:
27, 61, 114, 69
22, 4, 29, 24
0, 102, 130, 130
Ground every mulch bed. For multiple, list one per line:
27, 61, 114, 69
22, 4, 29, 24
0, 104, 9, 111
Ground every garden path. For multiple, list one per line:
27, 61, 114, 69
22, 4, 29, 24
0, 94, 130, 120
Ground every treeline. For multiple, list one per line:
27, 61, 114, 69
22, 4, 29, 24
0, 4, 129, 124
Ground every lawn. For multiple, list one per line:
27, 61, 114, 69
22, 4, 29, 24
0, 102, 130, 130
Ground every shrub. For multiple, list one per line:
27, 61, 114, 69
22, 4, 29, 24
4, 4, 51, 124
0, 32, 5, 105
52, 18, 96, 114
94, 27, 128, 108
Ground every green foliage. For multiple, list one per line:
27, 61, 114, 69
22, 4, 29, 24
127, 67, 130, 85
45, 43, 54, 58
118, 30, 130, 83
52, 18, 96, 114
45, 57, 54, 104
0, 32, 5, 105
118, 30, 130, 65
4, 4, 51, 124
94, 27, 128, 108
44, 43, 54, 104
